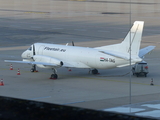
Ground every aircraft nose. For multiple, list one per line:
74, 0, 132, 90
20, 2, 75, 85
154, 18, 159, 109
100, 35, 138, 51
21, 51, 27, 58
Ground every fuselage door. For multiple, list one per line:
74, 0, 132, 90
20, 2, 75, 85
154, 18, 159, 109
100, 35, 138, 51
38, 45, 45, 55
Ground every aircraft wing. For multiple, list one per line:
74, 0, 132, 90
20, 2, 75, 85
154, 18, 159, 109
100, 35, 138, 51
4, 60, 90, 69
4, 60, 59, 67
139, 46, 155, 58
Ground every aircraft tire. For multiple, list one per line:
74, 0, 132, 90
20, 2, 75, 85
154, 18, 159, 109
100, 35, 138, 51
144, 73, 147, 77
92, 69, 98, 74
54, 74, 58, 79
31, 68, 34, 72
136, 73, 139, 77
51, 74, 58, 79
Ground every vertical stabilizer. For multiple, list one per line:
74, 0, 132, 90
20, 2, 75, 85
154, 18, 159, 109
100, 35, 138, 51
121, 21, 144, 56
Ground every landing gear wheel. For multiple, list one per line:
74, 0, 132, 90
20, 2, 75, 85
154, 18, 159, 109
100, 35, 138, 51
92, 69, 98, 75
50, 68, 58, 79
144, 73, 147, 77
30, 68, 35, 72
50, 74, 58, 79
30, 65, 38, 72
136, 73, 139, 77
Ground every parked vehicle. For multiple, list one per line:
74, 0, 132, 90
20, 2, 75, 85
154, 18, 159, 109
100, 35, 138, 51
132, 61, 148, 77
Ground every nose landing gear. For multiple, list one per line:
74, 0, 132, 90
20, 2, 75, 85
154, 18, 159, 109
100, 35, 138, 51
31, 65, 38, 72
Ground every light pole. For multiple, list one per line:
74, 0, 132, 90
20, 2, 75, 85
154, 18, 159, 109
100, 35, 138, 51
129, 0, 132, 112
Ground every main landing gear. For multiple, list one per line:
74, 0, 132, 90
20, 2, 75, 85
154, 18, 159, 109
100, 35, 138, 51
30, 65, 58, 80
50, 68, 58, 79
92, 69, 99, 74
89, 69, 99, 75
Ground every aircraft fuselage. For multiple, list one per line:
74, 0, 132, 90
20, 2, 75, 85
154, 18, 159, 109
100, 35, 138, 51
22, 43, 126, 69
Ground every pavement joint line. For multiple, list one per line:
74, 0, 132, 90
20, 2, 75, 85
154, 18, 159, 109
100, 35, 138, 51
74, 29, 86, 31
52, 28, 64, 30
98, 30, 110, 33
28, 96, 51, 100
63, 101, 85, 105
0, 46, 29, 51
24, 12, 50, 14
1, 67, 159, 86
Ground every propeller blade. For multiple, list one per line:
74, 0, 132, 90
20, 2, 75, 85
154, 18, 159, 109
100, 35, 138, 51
32, 44, 37, 72
72, 41, 74, 46
33, 44, 36, 55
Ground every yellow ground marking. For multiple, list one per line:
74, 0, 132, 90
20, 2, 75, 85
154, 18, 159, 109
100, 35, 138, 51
24, 12, 49, 14
0, 46, 29, 51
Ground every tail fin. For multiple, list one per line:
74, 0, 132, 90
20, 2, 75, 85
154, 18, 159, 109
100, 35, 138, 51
120, 21, 144, 56
95, 21, 144, 57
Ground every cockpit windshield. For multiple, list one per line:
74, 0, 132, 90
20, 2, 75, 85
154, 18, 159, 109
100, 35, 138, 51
28, 46, 32, 51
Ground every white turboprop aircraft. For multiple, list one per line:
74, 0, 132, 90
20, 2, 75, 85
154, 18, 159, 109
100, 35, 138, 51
5, 21, 155, 79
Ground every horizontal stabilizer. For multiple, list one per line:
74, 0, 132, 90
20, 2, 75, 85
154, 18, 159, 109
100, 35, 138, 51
99, 50, 142, 63
139, 46, 155, 58
99, 51, 130, 60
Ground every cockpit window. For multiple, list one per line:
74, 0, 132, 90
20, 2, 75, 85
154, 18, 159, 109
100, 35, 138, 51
28, 47, 32, 51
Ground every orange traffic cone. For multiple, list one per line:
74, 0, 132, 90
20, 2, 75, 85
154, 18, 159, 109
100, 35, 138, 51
0, 79, 4, 86
17, 68, 21, 75
10, 64, 13, 70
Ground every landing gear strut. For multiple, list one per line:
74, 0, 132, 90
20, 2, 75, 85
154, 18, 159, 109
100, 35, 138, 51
31, 65, 38, 72
50, 68, 58, 79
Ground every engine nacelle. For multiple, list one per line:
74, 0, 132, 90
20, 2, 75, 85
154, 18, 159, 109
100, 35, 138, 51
33, 55, 63, 68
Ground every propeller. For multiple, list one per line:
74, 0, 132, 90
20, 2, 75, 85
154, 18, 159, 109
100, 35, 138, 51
72, 41, 74, 46
33, 44, 36, 56
32, 44, 37, 72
